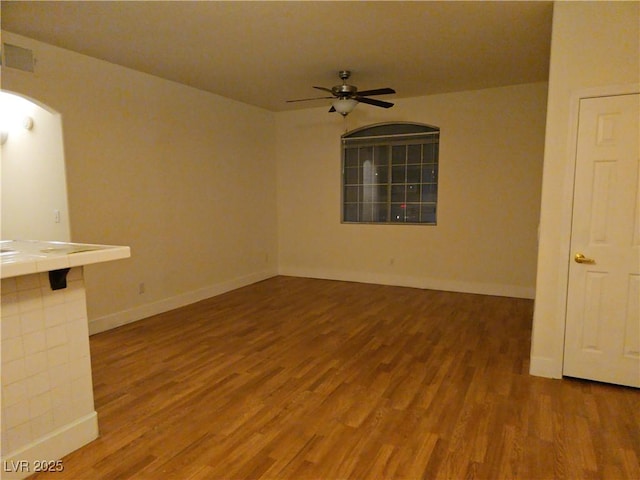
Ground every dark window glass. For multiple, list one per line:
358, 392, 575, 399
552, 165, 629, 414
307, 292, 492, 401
342, 123, 439, 225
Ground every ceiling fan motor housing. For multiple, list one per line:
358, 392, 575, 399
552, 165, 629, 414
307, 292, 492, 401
333, 70, 357, 98
332, 84, 357, 97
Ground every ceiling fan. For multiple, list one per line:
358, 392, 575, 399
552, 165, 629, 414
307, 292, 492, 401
286, 70, 395, 116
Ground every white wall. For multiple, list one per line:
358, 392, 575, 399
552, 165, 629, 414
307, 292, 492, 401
1, 91, 71, 241
276, 82, 548, 298
530, 1, 640, 378
1, 32, 279, 333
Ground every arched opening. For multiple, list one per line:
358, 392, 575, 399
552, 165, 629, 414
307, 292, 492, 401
1, 90, 71, 241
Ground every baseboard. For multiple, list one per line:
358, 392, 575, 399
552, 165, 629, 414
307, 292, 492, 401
89, 267, 534, 335
529, 356, 563, 379
1, 412, 98, 480
277, 266, 536, 299
89, 269, 277, 335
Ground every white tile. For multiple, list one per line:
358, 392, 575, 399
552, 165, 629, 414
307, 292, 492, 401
38, 272, 50, 287
24, 351, 48, 376
71, 375, 94, 400
1, 263, 99, 457
43, 302, 68, 328
2, 380, 28, 407
68, 334, 90, 361
30, 411, 55, 440
50, 384, 72, 408
42, 287, 66, 308
68, 356, 92, 381
46, 324, 68, 348
36, 256, 71, 274
29, 391, 52, 418
67, 267, 83, 281
20, 308, 45, 334
70, 316, 90, 337
1, 313, 21, 340
1, 424, 8, 453
4, 401, 30, 429
26, 372, 50, 398
67, 319, 90, 359
17, 288, 43, 313
50, 382, 73, 409
48, 364, 72, 389
64, 280, 86, 303
6, 422, 32, 453
52, 403, 75, 429
2, 336, 24, 362
71, 376, 95, 415
15, 273, 41, 292
1, 292, 19, 317
73, 396, 95, 417
1, 277, 17, 293
46, 345, 69, 367
65, 299, 88, 322
1, 261, 37, 278
22, 330, 47, 353
2, 358, 26, 386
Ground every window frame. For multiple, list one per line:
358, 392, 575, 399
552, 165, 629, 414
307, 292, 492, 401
341, 122, 440, 225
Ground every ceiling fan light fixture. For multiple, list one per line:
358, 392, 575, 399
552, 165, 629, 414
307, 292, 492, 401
332, 98, 358, 116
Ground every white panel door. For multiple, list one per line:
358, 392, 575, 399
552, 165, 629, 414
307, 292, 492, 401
564, 93, 640, 387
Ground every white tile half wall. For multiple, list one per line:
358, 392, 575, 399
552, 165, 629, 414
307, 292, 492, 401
1, 268, 98, 479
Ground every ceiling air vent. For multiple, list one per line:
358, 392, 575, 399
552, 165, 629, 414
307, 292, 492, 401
2, 43, 35, 72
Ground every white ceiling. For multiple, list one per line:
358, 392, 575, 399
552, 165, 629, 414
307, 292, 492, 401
1, 1, 553, 112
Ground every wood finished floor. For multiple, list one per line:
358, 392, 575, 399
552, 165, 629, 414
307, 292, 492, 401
29, 276, 639, 480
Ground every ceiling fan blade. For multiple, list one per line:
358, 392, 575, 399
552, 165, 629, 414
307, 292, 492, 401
313, 86, 334, 94
286, 96, 333, 103
356, 87, 396, 97
356, 96, 394, 108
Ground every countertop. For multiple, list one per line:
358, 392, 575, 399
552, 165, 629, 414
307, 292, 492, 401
1, 240, 131, 279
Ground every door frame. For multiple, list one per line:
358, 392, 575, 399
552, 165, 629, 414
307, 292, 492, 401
559, 83, 640, 376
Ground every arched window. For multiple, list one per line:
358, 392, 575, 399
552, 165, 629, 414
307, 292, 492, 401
342, 122, 439, 224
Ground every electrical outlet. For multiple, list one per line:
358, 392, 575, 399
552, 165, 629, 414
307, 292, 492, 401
138, 282, 145, 295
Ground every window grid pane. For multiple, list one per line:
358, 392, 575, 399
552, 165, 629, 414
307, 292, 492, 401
342, 124, 438, 225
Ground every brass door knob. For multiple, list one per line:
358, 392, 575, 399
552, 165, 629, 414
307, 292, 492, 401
575, 253, 596, 264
